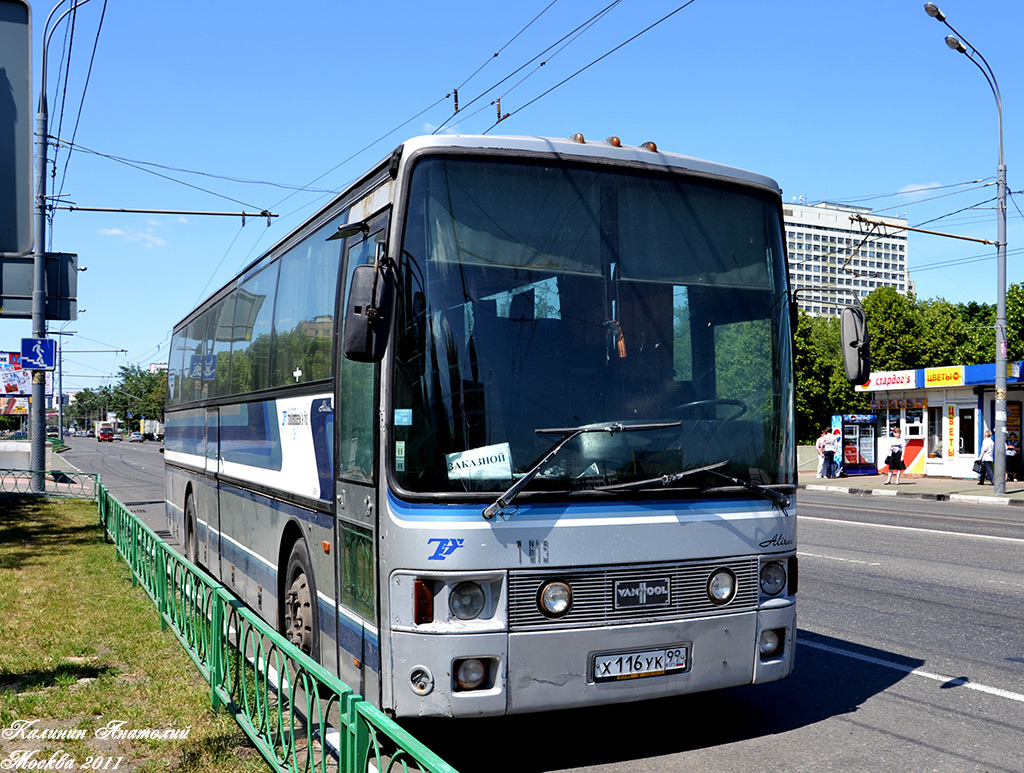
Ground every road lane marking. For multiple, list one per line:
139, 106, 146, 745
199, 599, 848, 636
798, 551, 880, 566
799, 638, 1024, 704
799, 515, 1024, 544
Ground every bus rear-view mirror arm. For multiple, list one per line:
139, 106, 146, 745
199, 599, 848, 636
791, 288, 871, 384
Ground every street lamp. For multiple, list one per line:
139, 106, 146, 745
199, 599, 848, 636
30, 0, 93, 489
924, 3, 1008, 494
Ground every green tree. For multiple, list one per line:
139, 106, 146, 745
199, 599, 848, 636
793, 311, 832, 441
107, 365, 166, 428
862, 287, 927, 370
1006, 282, 1024, 362
954, 299, 995, 365
917, 298, 966, 368
67, 387, 108, 429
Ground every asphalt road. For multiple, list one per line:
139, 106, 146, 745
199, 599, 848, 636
59, 436, 170, 540
63, 443, 1024, 771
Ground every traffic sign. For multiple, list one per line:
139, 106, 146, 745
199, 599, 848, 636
0, 1, 33, 255
20, 338, 56, 370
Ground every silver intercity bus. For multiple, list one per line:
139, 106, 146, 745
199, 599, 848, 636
165, 134, 818, 718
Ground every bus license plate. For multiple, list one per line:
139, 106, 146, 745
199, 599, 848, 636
593, 645, 688, 682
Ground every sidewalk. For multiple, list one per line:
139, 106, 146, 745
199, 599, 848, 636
799, 470, 1024, 507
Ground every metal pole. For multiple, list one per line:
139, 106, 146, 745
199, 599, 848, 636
57, 338, 63, 439
29, 1, 93, 488
924, 4, 1008, 493
995, 156, 1007, 494
29, 31, 50, 490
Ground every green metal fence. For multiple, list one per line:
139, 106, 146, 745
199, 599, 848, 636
95, 484, 458, 773
0, 467, 99, 498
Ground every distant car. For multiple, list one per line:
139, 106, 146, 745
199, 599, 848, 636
97, 427, 114, 442
128, 432, 144, 442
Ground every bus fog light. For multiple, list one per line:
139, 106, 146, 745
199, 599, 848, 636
707, 568, 737, 605
538, 580, 573, 618
449, 581, 486, 620
759, 629, 783, 658
455, 658, 487, 690
760, 562, 786, 596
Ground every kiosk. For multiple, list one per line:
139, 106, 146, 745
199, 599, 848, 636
856, 362, 1024, 479
831, 413, 878, 476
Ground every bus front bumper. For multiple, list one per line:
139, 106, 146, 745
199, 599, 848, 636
388, 603, 795, 717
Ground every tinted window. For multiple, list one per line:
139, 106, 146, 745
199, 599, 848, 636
231, 262, 278, 393
208, 292, 236, 398
181, 312, 208, 404
167, 330, 186, 405
271, 219, 344, 386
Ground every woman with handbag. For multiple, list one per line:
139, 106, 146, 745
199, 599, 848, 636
885, 428, 906, 485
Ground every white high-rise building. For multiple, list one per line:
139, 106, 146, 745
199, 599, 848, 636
784, 201, 914, 317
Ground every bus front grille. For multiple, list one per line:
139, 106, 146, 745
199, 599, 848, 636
508, 557, 759, 631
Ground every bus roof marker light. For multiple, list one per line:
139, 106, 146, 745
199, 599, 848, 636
606, 136, 621, 147
569, 133, 586, 143
640, 141, 658, 152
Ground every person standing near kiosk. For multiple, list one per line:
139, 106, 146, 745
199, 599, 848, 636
978, 429, 995, 485
885, 428, 906, 485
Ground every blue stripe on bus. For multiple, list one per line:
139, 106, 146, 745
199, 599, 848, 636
166, 401, 283, 470
221, 401, 282, 470
386, 490, 772, 521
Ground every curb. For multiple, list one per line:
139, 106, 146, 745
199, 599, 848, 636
801, 482, 1023, 507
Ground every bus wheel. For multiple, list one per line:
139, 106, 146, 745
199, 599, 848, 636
184, 494, 198, 565
283, 541, 319, 661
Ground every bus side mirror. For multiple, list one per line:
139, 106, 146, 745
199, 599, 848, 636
840, 306, 871, 385
343, 262, 395, 362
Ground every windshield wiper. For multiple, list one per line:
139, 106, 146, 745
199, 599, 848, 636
704, 468, 791, 508
599, 461, 791, 509
596, 461, 730, 492
482, 420, 681, 520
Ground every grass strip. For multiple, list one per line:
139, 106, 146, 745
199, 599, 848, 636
0, 496, 271, 772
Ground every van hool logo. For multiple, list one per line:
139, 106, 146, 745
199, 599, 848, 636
614, 578, 671, 609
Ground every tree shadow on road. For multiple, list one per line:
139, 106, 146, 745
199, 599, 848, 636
404, 629, 922, 772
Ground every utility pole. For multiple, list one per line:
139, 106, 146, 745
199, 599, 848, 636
30, 1, 91, 489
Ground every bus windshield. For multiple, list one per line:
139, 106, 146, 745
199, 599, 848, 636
392, 155, 793, 497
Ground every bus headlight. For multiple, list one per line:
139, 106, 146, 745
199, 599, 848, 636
707, 568, 737, 605
759, 562, 787, 596
538, 580, 573, 618
449, 581, 486, 620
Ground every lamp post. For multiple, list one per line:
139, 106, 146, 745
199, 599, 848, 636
924, 3, 1007, 494
30, 0, 93, 488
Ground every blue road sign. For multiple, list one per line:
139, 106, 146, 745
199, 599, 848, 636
21, 338, 56, 370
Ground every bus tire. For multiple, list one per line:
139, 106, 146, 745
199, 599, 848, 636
184, 494, 198, 566
283, 539, 320, 662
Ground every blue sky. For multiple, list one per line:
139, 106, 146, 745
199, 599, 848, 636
4, 0, 1022, 393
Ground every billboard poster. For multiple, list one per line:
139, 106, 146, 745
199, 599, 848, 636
1, 352, 53, 396
0, 396, 28, 415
